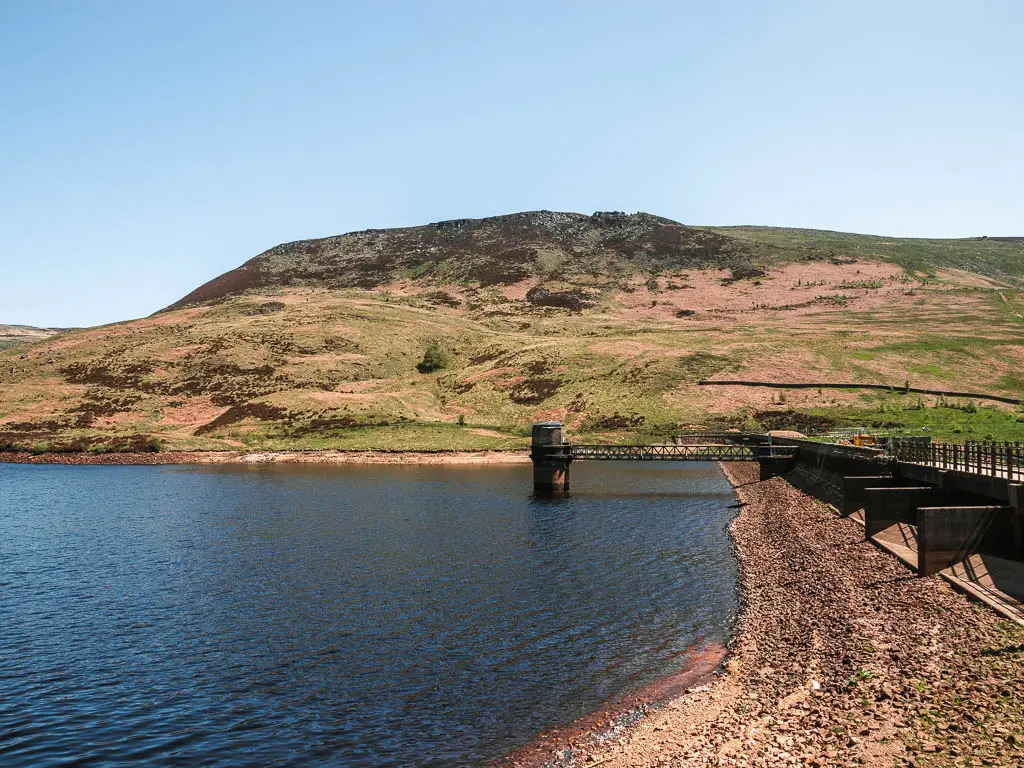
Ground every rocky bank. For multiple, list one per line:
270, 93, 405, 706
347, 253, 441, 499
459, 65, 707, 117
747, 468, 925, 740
511, 463, 1024, 768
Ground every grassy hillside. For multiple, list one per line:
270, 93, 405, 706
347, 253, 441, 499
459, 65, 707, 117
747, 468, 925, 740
710, 226, 1024, 286
3, 213, 1023, 452
0, 325, 65, 351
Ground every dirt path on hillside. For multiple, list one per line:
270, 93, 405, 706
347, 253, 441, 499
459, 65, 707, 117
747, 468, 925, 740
508, 464, 1024, 768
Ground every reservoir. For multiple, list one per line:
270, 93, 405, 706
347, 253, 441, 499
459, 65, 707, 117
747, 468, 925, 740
0, 461, 739, 767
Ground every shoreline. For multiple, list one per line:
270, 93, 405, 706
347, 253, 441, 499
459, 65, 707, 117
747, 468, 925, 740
503, 462, 1024, 767
496, 642, 728, 768
0, 449, 530, 466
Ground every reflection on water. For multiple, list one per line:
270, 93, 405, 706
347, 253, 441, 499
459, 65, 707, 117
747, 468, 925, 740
0, 461, 738, 767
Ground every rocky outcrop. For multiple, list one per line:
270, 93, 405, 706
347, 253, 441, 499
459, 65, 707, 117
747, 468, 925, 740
165, 211, 760, 309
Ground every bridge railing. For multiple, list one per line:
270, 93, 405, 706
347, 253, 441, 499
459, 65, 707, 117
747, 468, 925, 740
669, 433, 750, 444
569, 444, 797, 461
892, 440, 1024, 481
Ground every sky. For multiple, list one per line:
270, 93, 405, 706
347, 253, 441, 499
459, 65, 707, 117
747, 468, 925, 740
1, 1, 1022, 328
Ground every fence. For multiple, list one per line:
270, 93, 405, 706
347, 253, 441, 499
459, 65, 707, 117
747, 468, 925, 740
570, 444, 796, 461
892, 440, 1024, 482
698, 379, 1020, 405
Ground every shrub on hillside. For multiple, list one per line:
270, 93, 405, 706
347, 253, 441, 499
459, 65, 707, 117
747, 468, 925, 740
417, 341, 451, 373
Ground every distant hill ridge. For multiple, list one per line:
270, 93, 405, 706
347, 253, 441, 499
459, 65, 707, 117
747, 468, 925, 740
169, 210, 1024, 310
167, 211, 765, 309
0, 325, 66, 350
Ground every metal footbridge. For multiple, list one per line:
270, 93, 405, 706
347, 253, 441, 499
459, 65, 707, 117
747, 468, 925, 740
530, 423, 799, 495
569, 443, 797, 461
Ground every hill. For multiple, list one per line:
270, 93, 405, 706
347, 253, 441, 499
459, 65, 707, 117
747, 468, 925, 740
0, 325, 65, 351
708, 227, 1024, 287
2, 212, 1023, 453
167, 211, 767, 309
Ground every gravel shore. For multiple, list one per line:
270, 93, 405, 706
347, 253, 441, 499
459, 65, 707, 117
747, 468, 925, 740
0, 449, 529, 465
526, 463, 1024, 768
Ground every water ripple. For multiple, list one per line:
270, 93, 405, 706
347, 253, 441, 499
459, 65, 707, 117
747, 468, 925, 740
0, 461, 738, 767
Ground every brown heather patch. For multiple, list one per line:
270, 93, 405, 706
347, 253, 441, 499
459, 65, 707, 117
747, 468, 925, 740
508, 377, 562, 405
194, 401, 288, 434
531, 407, 572, 424
285, 352, 367, 366
157, 398, 226, 428
491, 374, 527, 389
675, 384, 867, 415
91, 412, 141, 428
612, 262, 917, 322
463, 366, 517, 384
156, 344, 204, 362
334, 379, 387, 393
724, 348, 837, 385
933, 268, 1010, 288
587, 340, 677, 358
497, 277, 543, 301
131, 306, 209, 328
305, 390, 376, 405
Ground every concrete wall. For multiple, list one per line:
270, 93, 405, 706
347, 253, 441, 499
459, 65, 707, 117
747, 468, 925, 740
841, 475, 895, 516
896, 462, 1012, 503
863, 486, 939, 539
760, 437, 890, 478
917, 506, 1009, 576
745, 435, 1024, 567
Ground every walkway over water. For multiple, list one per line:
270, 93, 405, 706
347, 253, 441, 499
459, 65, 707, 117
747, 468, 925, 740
569, 443, 796, 462
530, 424, 798, 495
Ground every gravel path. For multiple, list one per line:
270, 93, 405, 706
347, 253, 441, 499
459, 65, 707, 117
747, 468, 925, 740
564, 463, 1024, 768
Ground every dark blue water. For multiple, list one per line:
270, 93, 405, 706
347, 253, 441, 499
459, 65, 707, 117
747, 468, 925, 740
0, 461, 738, 767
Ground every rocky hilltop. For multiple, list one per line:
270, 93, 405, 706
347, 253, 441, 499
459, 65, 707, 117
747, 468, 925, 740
168, 211, 763, 309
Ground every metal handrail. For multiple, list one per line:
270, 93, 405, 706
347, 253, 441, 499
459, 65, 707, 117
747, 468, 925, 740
569, 444, 797, 461
891, 440, 1024, 481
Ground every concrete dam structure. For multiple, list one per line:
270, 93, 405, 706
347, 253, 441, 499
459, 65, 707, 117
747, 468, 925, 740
530, 423, 1024, 622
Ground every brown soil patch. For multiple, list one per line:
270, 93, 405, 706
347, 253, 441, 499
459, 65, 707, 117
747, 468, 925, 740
90, 412, 140, 428
157, 398, 226, 428
934, 269, 1010, 289
613, 262, 916, 322
334, 379, 387, 393
497, 278, 543, 301
305, 390, 376, 405
157, 345, 204, 362
677, 384, 867, 415
285, 352, 367, 365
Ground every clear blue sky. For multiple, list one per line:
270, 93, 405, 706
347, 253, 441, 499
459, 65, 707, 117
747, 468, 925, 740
2, 1, 1022, 328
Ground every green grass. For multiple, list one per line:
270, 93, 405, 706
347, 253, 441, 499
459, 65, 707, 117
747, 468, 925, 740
800, 399, 1024, 441
4, 262, 1024, 451
707, 226, 1024, 285
229, 422, 528, 451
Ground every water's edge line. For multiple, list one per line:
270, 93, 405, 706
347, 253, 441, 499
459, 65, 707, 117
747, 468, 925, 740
0, 449, 531, 466
493, 462, 747, 768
